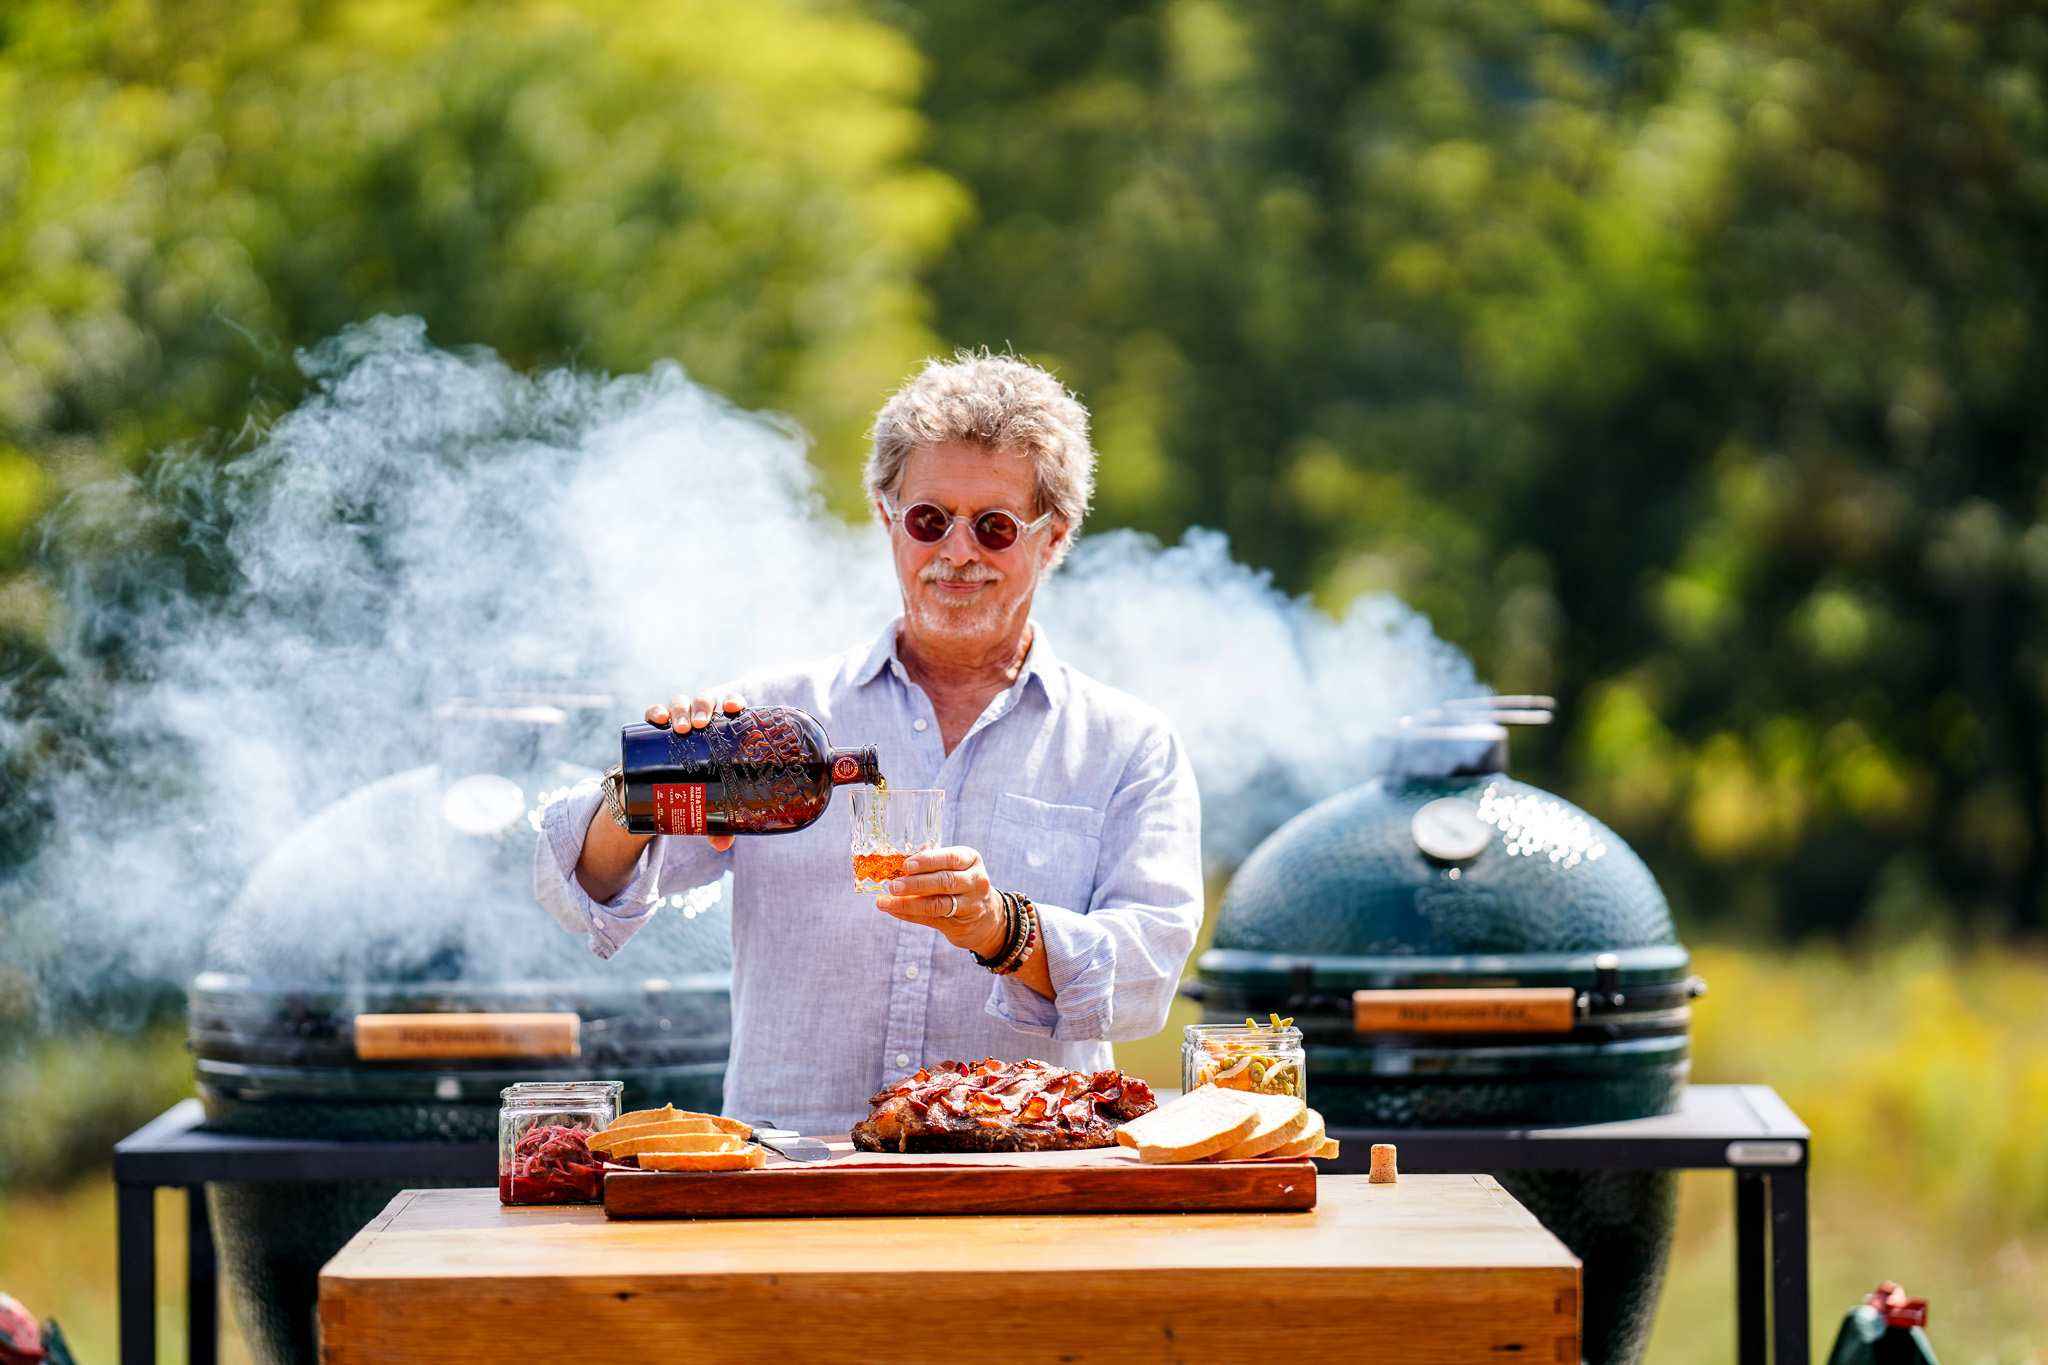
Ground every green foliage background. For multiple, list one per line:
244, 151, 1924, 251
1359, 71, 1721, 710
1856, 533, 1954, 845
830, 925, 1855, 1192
2, 0, 2046, 941
892, 0, 2048, 942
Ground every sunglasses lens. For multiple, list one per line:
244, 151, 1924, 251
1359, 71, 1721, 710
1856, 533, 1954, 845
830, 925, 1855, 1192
902, 503, 952, 543
972, 511, 1021, 551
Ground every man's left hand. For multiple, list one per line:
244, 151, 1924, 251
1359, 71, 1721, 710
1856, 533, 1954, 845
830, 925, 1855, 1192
874, 847, 1007, 960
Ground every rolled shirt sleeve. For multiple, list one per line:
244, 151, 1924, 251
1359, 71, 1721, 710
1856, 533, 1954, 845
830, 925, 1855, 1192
985, 729, 1202, 1043
532, 778, 729, 960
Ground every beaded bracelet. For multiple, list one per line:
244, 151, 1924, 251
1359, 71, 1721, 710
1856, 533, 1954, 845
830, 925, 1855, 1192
989, 894, 1040, 977
972, 892, 1022, 971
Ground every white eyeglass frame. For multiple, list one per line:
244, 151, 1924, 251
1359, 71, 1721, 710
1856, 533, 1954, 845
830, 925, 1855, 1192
877, 492, 1056, 550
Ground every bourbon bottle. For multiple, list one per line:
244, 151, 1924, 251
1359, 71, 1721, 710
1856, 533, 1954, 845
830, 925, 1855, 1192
619, 707, 882, 836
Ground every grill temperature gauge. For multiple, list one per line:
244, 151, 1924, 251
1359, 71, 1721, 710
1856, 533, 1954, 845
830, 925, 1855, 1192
1411, 797, 1492, 863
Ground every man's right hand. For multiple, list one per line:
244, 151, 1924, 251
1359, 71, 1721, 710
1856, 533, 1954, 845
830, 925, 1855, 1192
648, 688, 748, 733
575, 687, 749, 901
644, 687, 747, 853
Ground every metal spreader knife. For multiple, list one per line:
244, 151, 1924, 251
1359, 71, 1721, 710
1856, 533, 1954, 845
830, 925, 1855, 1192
751, 1127, 833, 1162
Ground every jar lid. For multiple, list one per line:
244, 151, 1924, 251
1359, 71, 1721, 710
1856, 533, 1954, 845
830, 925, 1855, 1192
1185, 1023, 1302, 1042
499, 1080, 624, 1102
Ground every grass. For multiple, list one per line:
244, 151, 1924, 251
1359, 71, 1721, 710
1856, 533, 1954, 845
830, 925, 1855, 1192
0, 1181, 255, 1365
1646, 941, 2048, 1365
0, 941, 2041, 1364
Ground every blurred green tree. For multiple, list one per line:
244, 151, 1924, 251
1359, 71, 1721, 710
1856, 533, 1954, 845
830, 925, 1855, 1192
887, 0, 2048, 938
0, 0, 963, 591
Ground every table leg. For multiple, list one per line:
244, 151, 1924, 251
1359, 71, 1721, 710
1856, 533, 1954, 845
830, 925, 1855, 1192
1737, 1169, 1768, 1365
116, 1181, 156, 1365
1770, 1168, 1810, 1365
186, 1184, 217, 1365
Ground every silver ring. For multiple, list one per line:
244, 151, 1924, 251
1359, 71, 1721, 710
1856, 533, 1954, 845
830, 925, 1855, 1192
946, 893, 960, 917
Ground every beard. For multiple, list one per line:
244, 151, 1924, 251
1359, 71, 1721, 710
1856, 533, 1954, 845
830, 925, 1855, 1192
905, 561, 1018, 642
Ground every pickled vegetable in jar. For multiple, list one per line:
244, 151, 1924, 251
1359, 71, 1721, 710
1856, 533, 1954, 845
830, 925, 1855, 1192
1183, 1020, 1306, 1099
498, 1081, 622, 1205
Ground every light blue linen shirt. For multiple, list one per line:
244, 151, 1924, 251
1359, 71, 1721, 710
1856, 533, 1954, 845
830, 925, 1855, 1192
533, 621, 1203, 1135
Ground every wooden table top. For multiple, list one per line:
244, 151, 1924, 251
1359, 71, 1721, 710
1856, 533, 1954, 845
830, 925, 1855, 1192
319, 1174, 1579, 1364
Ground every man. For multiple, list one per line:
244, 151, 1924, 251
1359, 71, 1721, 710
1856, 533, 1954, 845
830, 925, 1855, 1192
535, 353, 1202, 1135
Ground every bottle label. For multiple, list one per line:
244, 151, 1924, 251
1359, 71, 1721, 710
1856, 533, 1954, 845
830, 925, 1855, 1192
832, 754, 860, 784
652, 784, 709, 836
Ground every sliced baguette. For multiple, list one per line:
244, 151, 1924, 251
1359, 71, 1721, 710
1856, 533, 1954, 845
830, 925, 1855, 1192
1113, 1084, 1260, 1163
687, 1112, 753, 1138
598, 1113, 749, 1146
1207, 1093, 1309, 1160
589, 1117, 731, 1152
1315, 1137, 1340, 1159
591, 1114, 750, 1151
610, 1105, 677, 1129
602, 1131, 753, 1159
1265, 1109, 1327, 1160
638, 1144, 767, 1172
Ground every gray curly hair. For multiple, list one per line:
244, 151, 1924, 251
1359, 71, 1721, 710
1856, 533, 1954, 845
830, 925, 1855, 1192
866, 352, 1095, 565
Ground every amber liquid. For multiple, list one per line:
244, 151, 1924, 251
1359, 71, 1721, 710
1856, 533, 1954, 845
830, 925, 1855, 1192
854, 851, 908, 884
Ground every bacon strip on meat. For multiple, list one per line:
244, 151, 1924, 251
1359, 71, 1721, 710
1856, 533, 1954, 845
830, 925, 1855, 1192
851, 1059, 1158, 1153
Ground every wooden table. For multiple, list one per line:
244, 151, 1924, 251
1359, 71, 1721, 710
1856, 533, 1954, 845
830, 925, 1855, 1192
318, 1175, 1579, 1364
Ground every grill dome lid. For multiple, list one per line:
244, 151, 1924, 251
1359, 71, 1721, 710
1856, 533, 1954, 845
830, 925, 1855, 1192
1211, 773, 1676, 963
204, 699, 730, 988
191, 699, 733, 1131
1202, 697, 1687, 997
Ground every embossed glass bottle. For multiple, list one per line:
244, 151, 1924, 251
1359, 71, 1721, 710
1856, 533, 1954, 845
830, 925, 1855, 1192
619, 707, 882, 836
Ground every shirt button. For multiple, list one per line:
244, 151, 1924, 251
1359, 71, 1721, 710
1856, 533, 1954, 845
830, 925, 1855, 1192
913, 719, 928, 732
895, 1053, 910, 1068
905, 964, 919, 980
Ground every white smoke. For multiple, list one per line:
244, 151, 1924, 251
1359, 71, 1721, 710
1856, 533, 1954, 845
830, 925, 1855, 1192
2, 317, 1476, 1010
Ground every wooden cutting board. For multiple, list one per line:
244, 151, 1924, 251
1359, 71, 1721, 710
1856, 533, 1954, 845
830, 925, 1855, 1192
602, 1138, 1316, 1219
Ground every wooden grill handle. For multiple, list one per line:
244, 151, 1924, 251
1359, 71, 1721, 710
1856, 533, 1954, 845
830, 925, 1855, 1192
1352, 987, 1576, 1034
353, 1012, 582, 1060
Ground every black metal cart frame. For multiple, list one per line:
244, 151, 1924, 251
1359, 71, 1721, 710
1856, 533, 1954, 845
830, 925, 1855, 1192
113, 1083, 1808, 1365
111, 1101, 495, 1365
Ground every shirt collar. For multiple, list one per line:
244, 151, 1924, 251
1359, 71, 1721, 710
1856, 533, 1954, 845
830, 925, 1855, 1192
851, 621, 903, 687
851, 618, 1066, 710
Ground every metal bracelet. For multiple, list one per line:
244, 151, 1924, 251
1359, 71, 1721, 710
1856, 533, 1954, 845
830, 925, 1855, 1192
601, 763, 631, 831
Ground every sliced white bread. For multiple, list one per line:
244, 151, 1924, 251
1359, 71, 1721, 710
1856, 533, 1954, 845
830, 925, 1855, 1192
1115, 1084, 1241, 1147
1208, 1093, 1310, 1160
638, 1143, 767, 1172
1114, 1084, 1260, 1163
1265, 1108, 1328, 1160
1315, 1137, 1340, 1159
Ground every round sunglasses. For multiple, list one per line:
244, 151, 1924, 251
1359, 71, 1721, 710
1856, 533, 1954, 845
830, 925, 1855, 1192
879, 493, 1055, 553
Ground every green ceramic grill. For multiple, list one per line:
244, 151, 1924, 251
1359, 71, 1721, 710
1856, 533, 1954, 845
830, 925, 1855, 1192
1194, 697, 1702, 1365
189, 703, 732, 1365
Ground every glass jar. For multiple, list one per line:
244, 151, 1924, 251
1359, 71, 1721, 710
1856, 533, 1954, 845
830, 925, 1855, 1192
498, 1080, 622, 1206
1183, 1023, 1307, 1100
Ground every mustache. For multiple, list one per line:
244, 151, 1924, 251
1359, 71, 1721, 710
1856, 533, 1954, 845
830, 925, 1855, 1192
919, 562, 1002, 585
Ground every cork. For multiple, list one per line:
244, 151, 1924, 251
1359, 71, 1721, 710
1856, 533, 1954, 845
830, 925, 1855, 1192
1369, 1143, 1398, 1184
